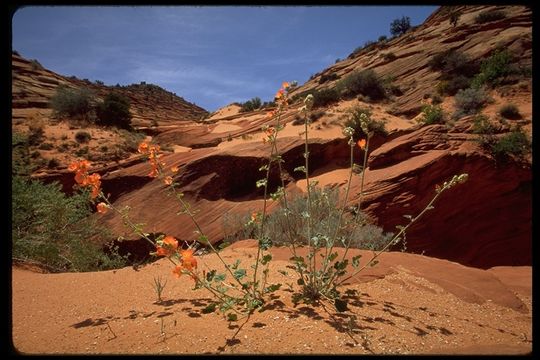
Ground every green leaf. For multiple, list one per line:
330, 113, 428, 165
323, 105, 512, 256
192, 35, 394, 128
328, 252, 338, 262
202, 303, 217, 314
205, 269, 216, 282
261, 254, 272, 265
278, 270, 288, 276
259, 164, 269, 172
294, 166, 307, 173
198, 234, 209, 244
258, 236, 272, 250
256, 179, 267, 188
218, 242, 230, 250
233, 268, 247, 280
214, 273, 226, 282
230, 259, 241, 270
334, 259, 348, 271
227, 313, 238, 322
297, 278, 305, 286
265, 283, 281, 293
352, 255, 362, 268
369, 260, 379, 267
334, 298, 349, 312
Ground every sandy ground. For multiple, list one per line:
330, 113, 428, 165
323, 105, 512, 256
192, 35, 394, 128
11, 241, 532, 355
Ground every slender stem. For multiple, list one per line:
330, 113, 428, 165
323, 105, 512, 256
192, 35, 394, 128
168, 186, 249, 294
303, 110, 314, 288
337, 182, 450, 285
252, 110, 283, 298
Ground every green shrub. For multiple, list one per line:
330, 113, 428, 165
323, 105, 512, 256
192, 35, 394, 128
50, 86, 94, 120
378, 35, 388, 42
428, 50, 479, 79
431, 94, 443, 105
29, 59, 43, 71
383, 52, 397, 62
27, 123, 45, 146
453, 87, 491, 119
12, 132, 33, 176
223, 187, 392, 251
312, 88, 340, 108
75, 131, 92, 143
240, 97, 262, 112
420, 104, 445, 125
344, 106, 387, 141
38, 142, 54, 150
390, 16, 411, 37
47, 158, 60, 169
437, 76, 472, 96
318, 73, 339, 84
12, 176, 127, 272
118, 130, 146, 153
471, 50, 513, 88
490, 128, 530, 161
338, 69, 386, 101
498, 104, 521, 120
96, 92, 132, 129
449, 9, 462, 27
474, 9, 506, 24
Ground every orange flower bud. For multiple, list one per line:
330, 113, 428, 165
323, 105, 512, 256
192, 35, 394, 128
357, 139, 367, 150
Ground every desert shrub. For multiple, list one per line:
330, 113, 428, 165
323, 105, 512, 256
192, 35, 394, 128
344, 106, 387, 141
498, 104, 521, 120
437, 76, 472, 96
118, 129, 146, 153
474, 9, 506, 24
378, 35, 388, 42
12, 176, 127, 272
265, 187, 392, 250
449, 9, 462, 27
75, 131, 92, 143
240, 97, 262, 112
50, 86, 94, 120
431, 94, 443, 105
38, 142, 54, 150
27, 125, 44, 147
490, 128, 530, 160
383, 52, 397, 62
29, 59, 43, 71
390, 16, 411, 37
319, 73, 339, 84
12, 132, 33, 176
420, 104, 445, 125
312, 88, 340, 108
47, 158, 60, 169
75, 146, 89, 157
471, 50, 514, 88
338, 69, 386, 101
96, 92, 132, 129
294, 109, 326, 125
428, 50, 479, 79
453, 87, 491, 119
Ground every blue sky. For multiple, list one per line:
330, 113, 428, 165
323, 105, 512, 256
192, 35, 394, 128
12, 5, 438, 112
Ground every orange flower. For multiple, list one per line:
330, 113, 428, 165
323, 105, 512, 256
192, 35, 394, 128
180, 249, 197, 271
164, 176, 173, 185
138, 141, 149, 154
163, 236, 178, 250
148, 167, 159, 178
274, 89, 284, 100
251, 212, 258, 222
171, 165, 179, 173
282, 81, 290, 89
156, 246, 168, 257
96, 202, 108, 214
267, 110, 276, 118
357, 139, 367, 150
172, 264, 183, 278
